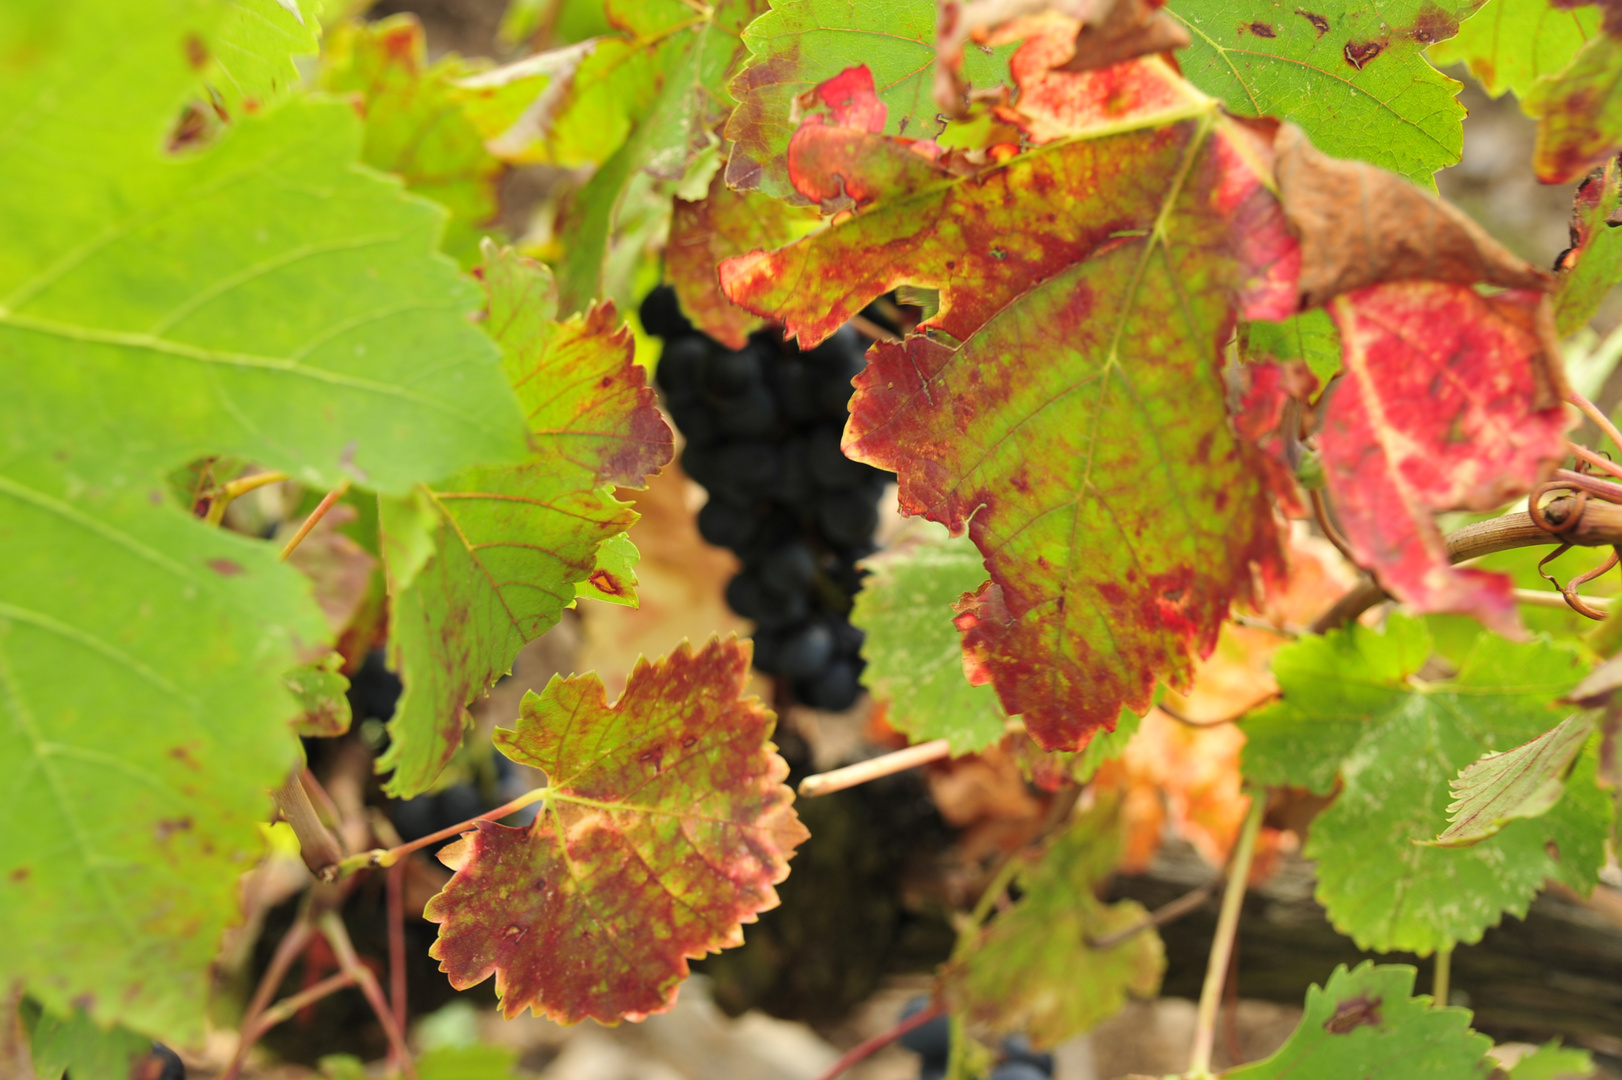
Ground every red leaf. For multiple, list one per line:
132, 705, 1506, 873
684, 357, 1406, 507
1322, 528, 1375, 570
424, 638, 806, 1024
1320, 283, 1572, 635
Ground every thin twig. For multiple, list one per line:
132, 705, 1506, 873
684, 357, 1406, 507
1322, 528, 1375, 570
798, 740, 952, 797
1308, 489, 1355, 562
246, 972, 356, 1040
1571, 444, 1622, 482
1158, 700, 1276, 729
1088, 878, 1220, 949
320, 912, 420, 1080
1432, 945, 1452, 1008
387, 860, 408, 1071
811, 1003, 945, 1080
1188, 793, 1265, 1079
279, 479, 352, 562
204, 470, 290, 526
1515, 587, 1615, 611
338, 786, 550, 876
1568, 389, 1622, 452
222, 913, 317, 1080
848, 313, 902, 344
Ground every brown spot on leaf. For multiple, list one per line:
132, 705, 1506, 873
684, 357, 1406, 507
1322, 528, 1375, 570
9, 867, 29, 883
169, 745, 203, 771
155, 817, 194, 842
1249, 22, 1277, 37
1404, 3, 1460, 43
207, 558, 246, 576
1343, 40, 1384, 69
1324, 993, 1382, 1033
588, 569, 629, 597
183, 34, 208, 70
1298, 11, 1330, 35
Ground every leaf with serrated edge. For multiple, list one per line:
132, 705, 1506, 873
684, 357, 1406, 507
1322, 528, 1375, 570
1429, 713, 1597, 847
212, 0, 321, 116
723, 58, 1293, 750
26, 1001, 157, 1080
724, 0, 1015, 201
1243, 617, 1608, 953
1525, 28, 1622, 184
1168, 0, 1479, 184
425, 637, 807, 1024
1506, 1040, 1596, 1080
1219, 963, 1493, 1079
1320, 282, 1569, 636
851, 523, 1008, 754
319, 16, 510, 267
1427, 0, 1601, 100
381, 245, 672, 797
944, 797, 1164, 1046
666, 171, 821, 348
0, 472, 325, 1043
573, 532, 642, 608
1555, 158, 1622, 336
0, 2, 529, 493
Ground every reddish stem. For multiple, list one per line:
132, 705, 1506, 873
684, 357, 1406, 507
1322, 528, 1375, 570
320, 912, 420, 1080
279, 479, 351, 562
811, 1003, 945, 1080
338, 787, 548, 875
222, 916, 316, 1080
387, 859, 408, 1069
1568, 390, 1622, 453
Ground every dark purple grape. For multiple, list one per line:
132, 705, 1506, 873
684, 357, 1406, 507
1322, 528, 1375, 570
753, 589, 811, 628
805, 325, 864, 371
799, 657, 861, 710
698, 499, 759, 550
680, 443, 722, 486
1000, 1035, 1055, 1076
654, 335, 707, 401
715, 440, 778, 492
751, 627, 785, 674
348, 648, 401, 721
725, 573, 766, 621
772, 356, 822, 426
760, 542, 817, 598
816, 489, 881, 546
832, 619, 866, 657
639, 284, 692, 339
807, 425, 870, 489
768, 438, 814, 505
778, 621, 836, 679
702, 342, 764, 398
667, 398, 721, 447
715, 384, 779, 439
988, 1064, 1049, 1080
133, 1043, 186, 1080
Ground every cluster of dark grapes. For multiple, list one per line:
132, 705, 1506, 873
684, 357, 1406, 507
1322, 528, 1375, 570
899, 998, 1056, 1080
640, 287, 892, 711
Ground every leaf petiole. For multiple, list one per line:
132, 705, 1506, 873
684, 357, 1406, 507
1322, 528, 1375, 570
337, 785, 549, 876
279, 478, 352, 561
202, 469, 289, 526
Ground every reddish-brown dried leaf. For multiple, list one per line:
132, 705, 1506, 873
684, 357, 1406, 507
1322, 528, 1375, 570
1319, 283, 1572, 635
666, 174, 821, 349
723, 60, 1294, 749
425, 638, 806, 1025
1273, 123, 1552, 309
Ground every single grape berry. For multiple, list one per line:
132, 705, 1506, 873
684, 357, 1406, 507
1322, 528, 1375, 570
697, 499, 759, 550
760, 542, 818, 598
799, 657, 861, 711
701, 342, 763, 399
653, 334, 707, 402
639, 284, 693, 339
816, 489, 881, 547
777, 621, 836, 680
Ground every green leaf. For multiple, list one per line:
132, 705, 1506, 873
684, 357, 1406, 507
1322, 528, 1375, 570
1220, 963, 1493, 1079
944, 798, 1164, 1046
319, 16, 513, 266
1427, 0, 1601, 100
25, 1000, 154, 1080
573, 532, 641, 608
1555, 158, 1622, 337
285, 652, 354, 738
1243, 616, 1609, 953
1506, 1041, 1595, 1080
380, 245, 672, 797
1246, 308, 1342, 387
418, 1045, 523, 1080
1525, 29, 1622, 184
1168, 0, 1478, 183
850, 524, 1007, 755
213, 0, 322, 116
425, 638, 807, 1024
0, 471, 325, 1043
724, 0, 1014, 201
0, 1, 530, 493
1428, 712, 1596, 847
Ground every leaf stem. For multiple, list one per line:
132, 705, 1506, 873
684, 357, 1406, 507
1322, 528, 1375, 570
1187, 791, 1264, 1078
203, 469, 289, 525
811, 1002, 945, 1080
798, 739, 951, 797
319, 911, 420, 1080
387, 860, 408, 1071
1432, 945, 1452, 1007
279, 478, 352, 561
1568, 390, 1622, 452
223, 913, 317, 1080
272, 771, 345, 882
337, 786, 549, 876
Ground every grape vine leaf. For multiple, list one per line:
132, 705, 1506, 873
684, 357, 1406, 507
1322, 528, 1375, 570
1318, 282, 1569, 635
849, 522, 1008, 754
1506, 1041, 1596, 1080
319, 15, 513, 266
0, 474, 326, 1043
1525, 15, 1622, 183
379, 244, 672, 797
212, 0, 322, 117
1555, 156, 1622, 336
0, 3, 531, 493
23, 1000, 155, 1080
286, 653, 354, 738
1243, 617, 1609, 953
1167, 0, 1481, 184
943, 797, 1165, 1046
1427, 0, 1601, 100
1219, 963, 1493, 1079
1429, 712, 1596, 847
724, 0, 1016, 201
425, 637, 807, 1024
1245, 308, 1342, 386
573, 531, 641, 608
666, 171, 821, 349
721, 57, 1294, 750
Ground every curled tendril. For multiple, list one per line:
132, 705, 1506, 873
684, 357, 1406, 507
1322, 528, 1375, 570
1530, 447, 1622, 618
